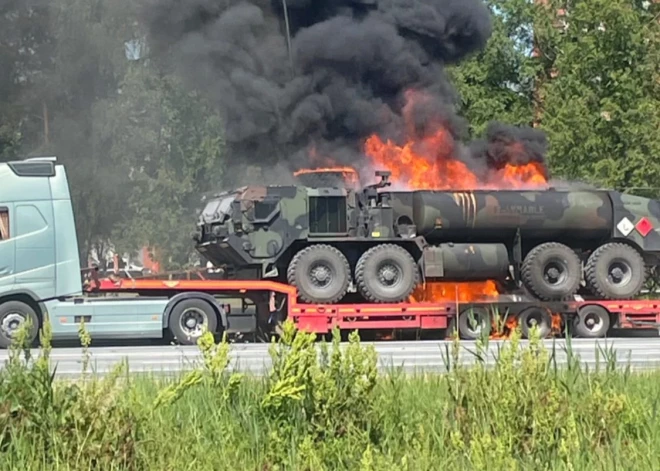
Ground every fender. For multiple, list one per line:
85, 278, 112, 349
0, 289, 45, 322
162, 292, 228, 333
0, 288, 43, 305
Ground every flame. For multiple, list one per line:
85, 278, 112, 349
363, 89, 549, 191
489, 311, 564, 340
410, 280, 499, 303
296, 91, 556, 339
490, 315, 520, 340
363, 134, 548, 190
361, 90, 552, 338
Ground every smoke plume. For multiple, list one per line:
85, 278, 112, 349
141, 0, 547, 184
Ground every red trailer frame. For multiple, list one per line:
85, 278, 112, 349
86, 272, 660, 339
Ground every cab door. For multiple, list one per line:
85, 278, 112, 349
0, 205, 16, 291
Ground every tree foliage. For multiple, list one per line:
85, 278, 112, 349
533, 0, 660, 193
0, 0, 226, 269
447, 0, 539, 136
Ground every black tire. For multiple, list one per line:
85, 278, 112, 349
0, 301, 39, 349
457, 306, 491, 340
572, 305, 610, 338
521, 242, 582, 301
287, 245, 350, 304
355, 244, 419, 303
168, 298, 218, 346
584, 242, 646, 300
518, 306, 553, 339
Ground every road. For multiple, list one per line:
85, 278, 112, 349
2, 338, 660, 378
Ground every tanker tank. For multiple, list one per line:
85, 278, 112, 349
388, 190, 614, 248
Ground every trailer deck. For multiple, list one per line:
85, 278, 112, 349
86, 272, 660, 340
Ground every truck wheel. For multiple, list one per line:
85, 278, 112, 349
518, 307, 553, 339
0, 301, 39, 349
521, 242, 582, 301
572, 305, 610, 338
287, 245, 350, 304
457, 306, 491, 340
168, 298, 218, 346
355, 244, 419, 303
584, 242, 646, 299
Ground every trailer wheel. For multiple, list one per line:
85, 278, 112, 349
457, 306, 491, 340
521, 242, 582, 301
0, 301, 39, 349
287, 244, 350, 304
517, 307, 553, 339
168, 298, 218, 346
585, 242, 646, 299
355, 244, 420, 303
573, 305, 610, 338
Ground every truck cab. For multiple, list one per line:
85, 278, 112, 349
0, 157, 82, 345
0, 156, 230, 348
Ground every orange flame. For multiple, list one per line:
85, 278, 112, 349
363, 89, 549, 191
488, 311, 563, 340
362, 90, 550, 338
363, 132, 548, 191
410, 280, 499, 303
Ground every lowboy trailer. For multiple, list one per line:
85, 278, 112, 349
88, 273, 660, 342
1, 156, 660, 348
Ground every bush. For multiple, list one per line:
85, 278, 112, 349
0, 320, 143, 469
0, 320, 658, 470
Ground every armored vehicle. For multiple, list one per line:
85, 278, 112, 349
194, 171, 660, 303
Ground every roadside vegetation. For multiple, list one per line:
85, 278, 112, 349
1, 321, 659, 470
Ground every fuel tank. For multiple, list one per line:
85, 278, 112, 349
422, 243, 510, 281
389, 190, 614, 244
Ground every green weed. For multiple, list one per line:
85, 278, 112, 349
0, 320, 659, 470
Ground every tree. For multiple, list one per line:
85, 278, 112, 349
533, 0, 660, 194
106, 65, 226, 269
447, 0, 539, 137
0, 0, 53, 159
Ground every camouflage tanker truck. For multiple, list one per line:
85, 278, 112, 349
193, 171, 660, 304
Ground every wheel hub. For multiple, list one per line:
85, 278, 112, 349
584, 313, 601, 330
544, 260, 567, 285
180, 308, 207, 336
310, 264, 333, 286
465, 313, 485, 334
526, 316, 539, 327
608, 260, 632, 285
378, 264, 400, 286
1, 313, 25, 337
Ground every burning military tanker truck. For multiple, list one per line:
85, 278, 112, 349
193, 170, 660, 304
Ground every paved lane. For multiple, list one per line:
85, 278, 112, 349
2, 338, 660, 378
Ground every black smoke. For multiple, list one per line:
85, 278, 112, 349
470, 122, 548, 171
140, 0, 546, 183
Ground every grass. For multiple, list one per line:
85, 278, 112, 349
1, 321, 660, 470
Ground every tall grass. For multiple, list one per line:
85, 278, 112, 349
1, 320, 660, 470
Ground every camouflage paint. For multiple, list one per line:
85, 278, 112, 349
403, 190, 612, 246
422, 243, 509, 280
195, 180, 660, 279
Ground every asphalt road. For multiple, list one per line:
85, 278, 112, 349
2, 338, 660, 378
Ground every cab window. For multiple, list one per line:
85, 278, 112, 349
0, 209, 9, 240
